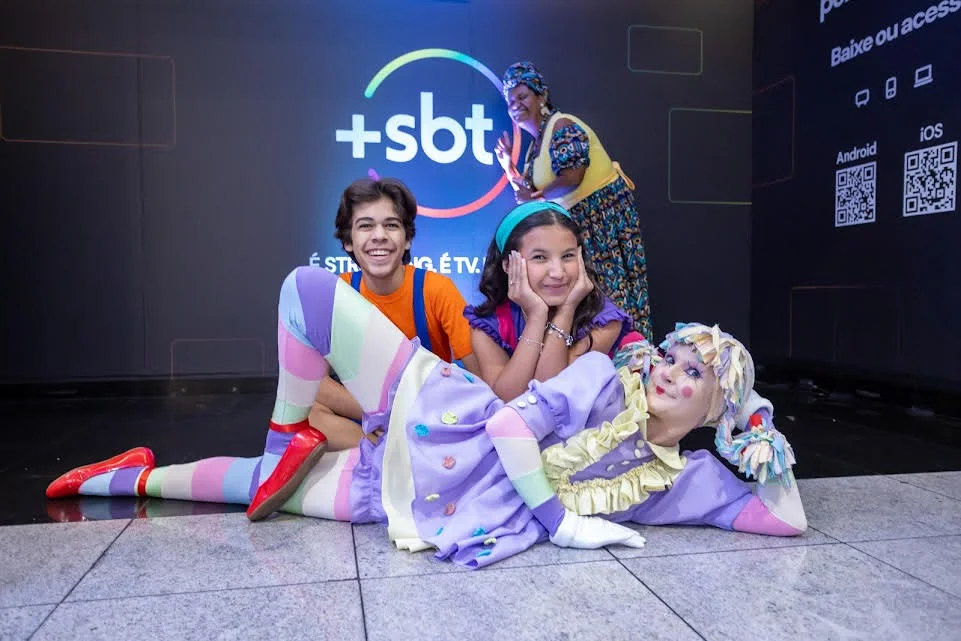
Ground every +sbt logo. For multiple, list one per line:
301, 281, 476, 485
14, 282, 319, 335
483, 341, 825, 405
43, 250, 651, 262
334, 48, 521, 218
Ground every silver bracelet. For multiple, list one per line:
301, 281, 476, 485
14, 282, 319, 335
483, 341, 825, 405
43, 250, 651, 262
517, 335, 544, 351
545, 322, 574, 347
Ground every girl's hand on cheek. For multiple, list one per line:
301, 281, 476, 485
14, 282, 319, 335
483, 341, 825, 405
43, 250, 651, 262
562, 247, 594, 311
507, 251, 548, 318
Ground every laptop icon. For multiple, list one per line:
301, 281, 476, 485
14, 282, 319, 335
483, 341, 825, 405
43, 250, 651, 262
914, 64, 933, 88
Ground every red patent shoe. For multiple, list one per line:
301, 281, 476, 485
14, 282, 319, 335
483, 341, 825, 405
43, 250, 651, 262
46, 447, 155, 499
246, 428, 328, 521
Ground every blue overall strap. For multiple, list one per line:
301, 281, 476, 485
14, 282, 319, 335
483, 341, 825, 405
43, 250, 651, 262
352, 268, 433, 354
412, 268, 433, 353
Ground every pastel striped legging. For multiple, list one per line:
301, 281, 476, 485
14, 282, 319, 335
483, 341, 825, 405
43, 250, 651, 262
71, 266, 415, 519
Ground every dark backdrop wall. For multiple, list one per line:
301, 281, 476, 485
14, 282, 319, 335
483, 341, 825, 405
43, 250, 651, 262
0, 0, 754, 382
753, 0, 961, 389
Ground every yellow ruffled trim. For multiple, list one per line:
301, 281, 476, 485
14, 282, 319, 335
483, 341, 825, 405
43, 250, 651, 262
541, 367, 687, 515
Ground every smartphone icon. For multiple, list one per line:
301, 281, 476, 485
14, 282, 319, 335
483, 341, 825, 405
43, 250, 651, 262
885, 77, 896, 99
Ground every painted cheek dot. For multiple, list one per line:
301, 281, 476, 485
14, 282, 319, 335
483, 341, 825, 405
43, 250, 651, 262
681, 386, 694, 398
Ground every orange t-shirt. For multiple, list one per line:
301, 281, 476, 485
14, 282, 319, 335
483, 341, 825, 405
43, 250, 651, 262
338, 265, 473, 362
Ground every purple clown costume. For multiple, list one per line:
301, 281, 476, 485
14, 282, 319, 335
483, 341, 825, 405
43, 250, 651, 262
47, 265, 805, 569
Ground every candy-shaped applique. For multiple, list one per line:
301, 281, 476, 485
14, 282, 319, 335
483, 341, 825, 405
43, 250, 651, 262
425, 493, 440, 502
517, 401, 527, 409
472, 527, 486, 537
415, 424, 430, 437
441, 366, 451, 377
464, 373, 475, 383
476, 549, 493, 558
442, 456, 456, 469
435, 527, 444, 536
444, 502, 456, 516
441, 412, 458, 424
483, 537, 497, 546
527, 395, 537, 404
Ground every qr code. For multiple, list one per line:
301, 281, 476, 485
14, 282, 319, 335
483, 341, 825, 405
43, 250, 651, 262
903, 141, 957, 217
835, 161, 876, 227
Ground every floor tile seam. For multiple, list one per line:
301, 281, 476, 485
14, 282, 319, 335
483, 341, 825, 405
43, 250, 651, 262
613, 557, 707, 641
842, 540, 961, 602
608, 539, 842, 562
0, 602, 58, 611
27, 519, 135, 640
807, 524, 842, 542
881, 478, 961, 502
837, 531, 961, 544
5, 601, 54, 640
350, 524, 370, 641
60, 519, 135, 602
60, 576, 360, 605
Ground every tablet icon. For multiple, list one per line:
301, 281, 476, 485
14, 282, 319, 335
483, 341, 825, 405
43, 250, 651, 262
914, 64, 933, 88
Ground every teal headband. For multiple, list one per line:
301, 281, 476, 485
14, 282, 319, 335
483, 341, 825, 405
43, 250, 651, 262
494, 202, 572, 252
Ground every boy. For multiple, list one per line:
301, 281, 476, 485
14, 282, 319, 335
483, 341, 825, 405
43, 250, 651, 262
312, 177, 479, 450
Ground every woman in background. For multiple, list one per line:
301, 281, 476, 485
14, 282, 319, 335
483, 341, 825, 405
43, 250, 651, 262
494, 60, 653, 343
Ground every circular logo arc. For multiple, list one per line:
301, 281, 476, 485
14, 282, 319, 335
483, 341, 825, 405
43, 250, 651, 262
363, 48, 522, 219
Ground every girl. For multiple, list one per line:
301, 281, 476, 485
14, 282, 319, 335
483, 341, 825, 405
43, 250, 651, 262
466, 201, 636, 401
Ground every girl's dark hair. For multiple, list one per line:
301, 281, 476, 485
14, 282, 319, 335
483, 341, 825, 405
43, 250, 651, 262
334, 177, 417, 263
475, 208, 606, 349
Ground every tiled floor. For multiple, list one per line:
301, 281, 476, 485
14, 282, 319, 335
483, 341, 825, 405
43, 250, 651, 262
2, 386, 961, 640
3, 476, 961, 641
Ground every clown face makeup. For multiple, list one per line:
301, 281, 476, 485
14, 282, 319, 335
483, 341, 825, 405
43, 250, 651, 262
646, 343, 719, 435
650, 322, 755, 456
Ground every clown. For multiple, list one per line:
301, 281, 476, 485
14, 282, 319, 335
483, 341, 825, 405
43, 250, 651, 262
47, 260, 803, 568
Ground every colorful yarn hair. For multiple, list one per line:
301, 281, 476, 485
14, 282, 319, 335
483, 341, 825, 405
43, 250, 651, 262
501, 61, 550, 103
659, 322, 754, 467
